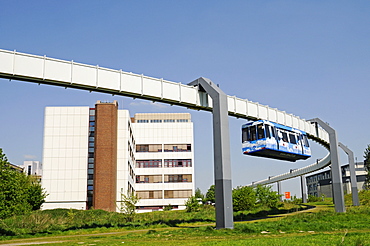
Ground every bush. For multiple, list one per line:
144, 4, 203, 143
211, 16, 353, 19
308, 195, 322, 202
0, 149, 47, 219
359, 189, 370, 206
255, 185, 280, 208
232, 186, 256, 211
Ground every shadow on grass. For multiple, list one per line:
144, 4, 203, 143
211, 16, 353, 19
234, 204, 316, 222
149, 218, 215, 227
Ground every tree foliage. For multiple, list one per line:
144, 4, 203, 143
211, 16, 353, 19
120, 192, 140, 222
185, 196, 200, 212
194, 188, 205, 202
205, 185, 215, 203
204, 183, 281, 212
120, 192, 139, 215
364, 144, 370, 189
232, 186, 256, 211
0, 149, 47, 219
255, 184, 281, 208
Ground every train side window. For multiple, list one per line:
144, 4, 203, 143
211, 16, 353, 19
296, 134, 302, 145
282, 131, 288, 142
265, 125, 271, 138
250, 126, 257, 141
271, 126, 276, 138
289, 134, 297, 144
257, 124, 265, 140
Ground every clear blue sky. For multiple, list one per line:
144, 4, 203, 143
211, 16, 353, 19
1, 1, 369, 196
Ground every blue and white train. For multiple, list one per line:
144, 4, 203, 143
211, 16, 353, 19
242, 120, 311, 162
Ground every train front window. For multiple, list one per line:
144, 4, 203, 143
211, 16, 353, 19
242, 128, 248, 142
257, 124, 265, 140
250, 126, 257, 141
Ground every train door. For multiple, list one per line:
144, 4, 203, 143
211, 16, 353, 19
296, 134, 305, 155
264, 123, 278, 150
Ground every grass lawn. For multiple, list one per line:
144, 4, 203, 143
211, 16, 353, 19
1, 203, 370, 246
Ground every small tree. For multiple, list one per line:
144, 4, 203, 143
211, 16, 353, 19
185, 196, 200, 212
194, 188, 205, 203
364, 144, 370, 189
255, 185, 280, 208
232, 185, 256, 211
205, 185, 215, 203
120, 192, 139, 221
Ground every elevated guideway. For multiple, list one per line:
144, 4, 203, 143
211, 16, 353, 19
0, 48, 331, 184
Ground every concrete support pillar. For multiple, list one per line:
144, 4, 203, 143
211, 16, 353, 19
338, 142, 360, 206
188, 77, 234, 229
277, 181, 282, 201
301, 175, 307, 203
309, 118, 345, 213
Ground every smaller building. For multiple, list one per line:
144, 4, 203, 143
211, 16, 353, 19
306, 162, 366, 197
20, 161, 42, 182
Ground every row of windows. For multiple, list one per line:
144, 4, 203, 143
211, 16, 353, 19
136, 174, 192, 183
242, 124, 309, 147
136, 119, 189, 123
136, 159, 192, 168
136, 144, 191, 152
136, 189, 192, 199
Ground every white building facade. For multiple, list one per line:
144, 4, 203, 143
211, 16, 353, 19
133, 113, 195, 212
41, 102, 194, 212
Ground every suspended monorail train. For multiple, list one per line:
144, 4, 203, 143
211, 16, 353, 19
242, 120, 311, 162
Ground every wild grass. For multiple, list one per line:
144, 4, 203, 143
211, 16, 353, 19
0, 203, 306, 239
1, 201, 370, 245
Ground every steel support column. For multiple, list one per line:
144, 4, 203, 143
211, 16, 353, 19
309, 118, 346, 212
338, 142, 360, 206
188, 77, 234, 229
277, 181, 282, 201
300, 175, 307, 203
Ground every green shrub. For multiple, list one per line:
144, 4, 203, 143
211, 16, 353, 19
185, 196, 201, 212
0, 149, 47, 219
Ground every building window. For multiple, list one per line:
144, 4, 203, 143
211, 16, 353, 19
137, 120, 149, 123
136, 144, 162, 152
136, 160, 162, 168
164, 144, 191, 152
137, 190, 162, 199
177, 119, 188, 123
136, 175, 162, 183
164, 119, 175, 123
150, 119, 162, 123
164, 190, 192, 199
164, 159, 192, 168
164, 174, 192, 183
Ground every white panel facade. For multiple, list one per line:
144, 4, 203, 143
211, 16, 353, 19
133, 113, 195, 212
42, 106, 90, 210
